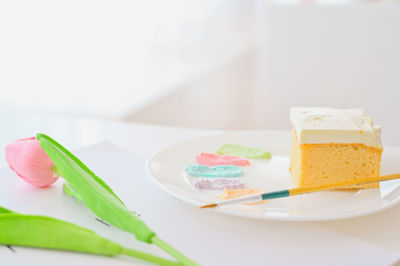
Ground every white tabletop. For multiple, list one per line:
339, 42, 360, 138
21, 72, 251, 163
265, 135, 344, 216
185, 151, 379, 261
1, 111, 400, 265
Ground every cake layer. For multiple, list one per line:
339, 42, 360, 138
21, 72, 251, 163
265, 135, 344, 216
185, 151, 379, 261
290, 131, 381, 189
290, 107, 382, 148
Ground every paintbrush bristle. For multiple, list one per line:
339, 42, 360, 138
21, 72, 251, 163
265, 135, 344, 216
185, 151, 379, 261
199, 203, 217, 209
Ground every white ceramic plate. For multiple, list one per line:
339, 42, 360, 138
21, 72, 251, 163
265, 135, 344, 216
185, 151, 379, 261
146, 130, 400, 221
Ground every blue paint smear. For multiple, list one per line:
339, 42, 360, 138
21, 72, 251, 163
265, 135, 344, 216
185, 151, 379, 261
185, 164, 243, 178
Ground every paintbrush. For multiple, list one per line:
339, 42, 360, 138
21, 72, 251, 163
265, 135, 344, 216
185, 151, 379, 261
199, 173, 400, 209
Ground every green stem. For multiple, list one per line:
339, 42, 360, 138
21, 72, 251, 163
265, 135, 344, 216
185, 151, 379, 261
121, 247, 181, 266
151, 236, 197, 266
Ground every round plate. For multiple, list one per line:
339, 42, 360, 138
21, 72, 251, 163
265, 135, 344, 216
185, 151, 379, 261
146, 130, 400, 221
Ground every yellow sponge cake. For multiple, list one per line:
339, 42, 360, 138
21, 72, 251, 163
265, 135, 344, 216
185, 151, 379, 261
289, 107, 382, 189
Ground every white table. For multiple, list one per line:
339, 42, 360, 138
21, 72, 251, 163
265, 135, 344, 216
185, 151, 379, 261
1, 111, 400, 265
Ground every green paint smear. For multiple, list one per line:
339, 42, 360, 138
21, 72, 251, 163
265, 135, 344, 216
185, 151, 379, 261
0, 207, 180, 265
185, 164, 243, 177
37, 133, 197, 266
216, 144, 271, 159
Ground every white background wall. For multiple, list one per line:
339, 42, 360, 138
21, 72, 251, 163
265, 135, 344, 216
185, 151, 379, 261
130, 2, 400, 145
0, 0, 254, 118
255, 3, 400, 145
1, 1, 399, 145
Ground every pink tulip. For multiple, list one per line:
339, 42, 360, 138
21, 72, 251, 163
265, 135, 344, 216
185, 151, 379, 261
5, 137, 59, 188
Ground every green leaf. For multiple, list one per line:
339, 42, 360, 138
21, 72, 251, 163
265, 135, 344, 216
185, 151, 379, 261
0, 206, 13, 214
37, 133, 155, 243
0, 213, 122, 256
63, 182, 83, 202
37, 133, 197, 265
0, 207, 180, 265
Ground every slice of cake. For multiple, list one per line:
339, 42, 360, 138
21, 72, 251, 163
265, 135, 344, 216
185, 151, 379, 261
289, 107, 382, 189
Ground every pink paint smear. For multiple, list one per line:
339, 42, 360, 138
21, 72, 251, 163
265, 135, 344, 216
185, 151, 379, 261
195, 152, 250, 166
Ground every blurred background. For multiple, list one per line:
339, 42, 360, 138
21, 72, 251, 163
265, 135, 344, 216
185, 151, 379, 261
0, 0, 399, 143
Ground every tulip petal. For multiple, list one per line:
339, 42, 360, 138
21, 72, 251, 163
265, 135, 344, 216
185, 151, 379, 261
5, 137, 59, 188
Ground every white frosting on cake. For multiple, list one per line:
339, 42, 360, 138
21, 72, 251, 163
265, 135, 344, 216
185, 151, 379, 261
290, 107, 382, 148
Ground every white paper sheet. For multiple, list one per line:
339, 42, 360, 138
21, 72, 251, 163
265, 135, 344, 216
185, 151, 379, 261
0, 142, 398, 266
